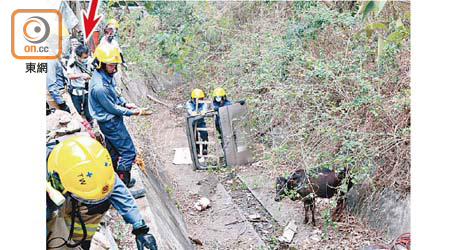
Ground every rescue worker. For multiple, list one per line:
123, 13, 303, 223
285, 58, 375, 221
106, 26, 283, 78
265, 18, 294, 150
46, 136, 158, 250
212, 87, 232, 136
106, 18, 120, 42
186, 89, 209, 156
98, 19, 128, 70
88, 44, 141, 188
46, 24, 79, 119
66, 36, 81, 61
100, 21, 119, 47
212, 87, 245, 138
67, 45, 94, 124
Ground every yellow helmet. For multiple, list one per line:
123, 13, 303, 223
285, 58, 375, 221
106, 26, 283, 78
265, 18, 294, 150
107, 19, 119, 29
191, 88, 205, 99
47, 136, 115, 201
93, 43, 122, 68
213, 87, 226, 97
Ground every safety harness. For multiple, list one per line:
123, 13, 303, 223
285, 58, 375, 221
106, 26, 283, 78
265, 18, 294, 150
47, 198, 87, 249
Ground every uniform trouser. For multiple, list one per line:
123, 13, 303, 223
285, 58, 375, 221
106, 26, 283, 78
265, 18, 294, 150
215, 116, 225, 148
215, 116, 223, 137
194, 121, 208, 155
70, 93, 93, 123
98, 116, 136, 172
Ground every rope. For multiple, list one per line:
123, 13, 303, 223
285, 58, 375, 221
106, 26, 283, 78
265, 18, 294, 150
393, 232, 410, 250
81, 119, 95, 139
367, 232, 410, 250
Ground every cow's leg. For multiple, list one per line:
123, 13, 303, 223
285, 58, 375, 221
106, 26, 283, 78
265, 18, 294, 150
311, 199, 316, 226
303, 202, 309, 224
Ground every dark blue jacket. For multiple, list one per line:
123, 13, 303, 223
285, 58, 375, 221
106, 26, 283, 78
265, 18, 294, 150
88, 70, 133, 123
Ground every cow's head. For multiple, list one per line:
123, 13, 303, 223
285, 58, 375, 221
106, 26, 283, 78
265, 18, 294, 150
275, 176, 300, 201
274, 176, 287, 202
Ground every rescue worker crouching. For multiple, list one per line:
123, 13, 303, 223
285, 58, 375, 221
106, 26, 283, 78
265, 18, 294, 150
67, 45, 94, 124
88, 44, 141, 188
46, 136, 157, 250
186, 89, 209, 156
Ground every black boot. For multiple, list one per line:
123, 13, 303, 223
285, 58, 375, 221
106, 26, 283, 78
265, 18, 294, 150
118, 171, 136, 188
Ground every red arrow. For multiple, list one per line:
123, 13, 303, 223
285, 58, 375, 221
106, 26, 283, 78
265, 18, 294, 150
82, 0, 103, 42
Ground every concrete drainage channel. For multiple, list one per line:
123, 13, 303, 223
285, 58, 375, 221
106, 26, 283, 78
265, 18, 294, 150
217, 171, 284, 249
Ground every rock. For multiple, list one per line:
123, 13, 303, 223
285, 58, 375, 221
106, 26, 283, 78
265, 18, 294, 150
278, 220, 297, 243
189, 237, 203, 246
90, 231, 111, 250
194, 197, 211, 211
46, 110, 83, 139
310, 235, 321, 242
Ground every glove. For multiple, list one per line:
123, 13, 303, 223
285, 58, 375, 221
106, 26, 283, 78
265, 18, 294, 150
126, 103, 138, 109
239, 100, 246, 105
92, 58, 99, 69
59, 102, 70, 113
132, 225, 158, 250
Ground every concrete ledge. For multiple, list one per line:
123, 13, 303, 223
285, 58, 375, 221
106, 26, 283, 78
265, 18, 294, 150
347, 183, 410, 241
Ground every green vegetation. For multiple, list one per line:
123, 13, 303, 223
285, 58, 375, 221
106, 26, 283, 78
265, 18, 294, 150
111, 0, 410, 200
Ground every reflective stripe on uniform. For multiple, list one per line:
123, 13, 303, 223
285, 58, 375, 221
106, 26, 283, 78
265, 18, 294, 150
64, 217, 98, 237
70, 87, 88, 96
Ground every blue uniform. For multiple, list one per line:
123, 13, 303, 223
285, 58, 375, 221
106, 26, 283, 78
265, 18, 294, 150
46, 143, 143, 229
88, 70, 136, 172
46, 59, 68, 105
213, 99, 233, 136
186, 100, 208, 140
186, 100, 209, 154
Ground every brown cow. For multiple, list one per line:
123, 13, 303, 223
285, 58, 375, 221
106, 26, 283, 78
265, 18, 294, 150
275, 166, 353, 225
